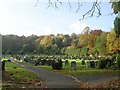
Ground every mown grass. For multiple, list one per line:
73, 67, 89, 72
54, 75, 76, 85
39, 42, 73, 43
37, 59, 119, 75
5, 62, 39, 81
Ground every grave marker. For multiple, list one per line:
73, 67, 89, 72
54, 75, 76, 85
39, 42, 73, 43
71, 61, 77, 70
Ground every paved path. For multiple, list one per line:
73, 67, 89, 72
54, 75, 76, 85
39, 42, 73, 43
12, 61, 79, 88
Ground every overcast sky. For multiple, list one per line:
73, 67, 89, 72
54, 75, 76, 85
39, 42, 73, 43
0, 0, 116, 36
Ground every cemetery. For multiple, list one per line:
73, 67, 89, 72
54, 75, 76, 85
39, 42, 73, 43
0, 1, 120, 89
1, 54, 120, 89
1, 54, 119, 75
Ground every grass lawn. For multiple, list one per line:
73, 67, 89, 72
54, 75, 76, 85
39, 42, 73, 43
37, 59, 119, 75
2, 61, 42, 88
5, 62, 39, 81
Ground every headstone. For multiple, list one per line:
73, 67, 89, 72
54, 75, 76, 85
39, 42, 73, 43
35, 60, 39, 66
8, 59, 11, 62
81, 60, 85, 65
47, 60, 52, 66
90, 61, 95, 68
41, 60, 46, 65
52, 60, 56, 69
58, 59, 62, 70
65, 60, 69, 66
1, 61, 5, 71
95, 61, 98, 66
86, 61, 90, 68
71, 61, 77, 70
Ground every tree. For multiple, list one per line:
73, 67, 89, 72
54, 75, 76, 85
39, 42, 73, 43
94, 32, 106, 55
52, 36, 63, 49
71, 33, 78, 48
111, 1, 120, 14
106, 29, 118, 54
63, 35, 72, 47
114, 17, 120, 37
78, 27, 90, 48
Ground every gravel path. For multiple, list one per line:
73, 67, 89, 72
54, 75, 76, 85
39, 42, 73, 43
12, 61, 79, 88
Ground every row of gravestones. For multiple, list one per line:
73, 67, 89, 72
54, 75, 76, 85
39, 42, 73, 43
64, 60, 98, 69
24, 58, 53, 66
24, 57, 63, 70
64, 60, 77, 70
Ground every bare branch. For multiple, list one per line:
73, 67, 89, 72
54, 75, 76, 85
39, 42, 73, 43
95, 1, 102, 17
54, 2, 59, 10
68, 0, 71, 11
57, 0, 62, 5
34, 0, 39, 7
79, 0, 102, 20
36, 0, 103, 20
76, 0, 83, 13
46, 0, 54, 10
108, 12, 114, 16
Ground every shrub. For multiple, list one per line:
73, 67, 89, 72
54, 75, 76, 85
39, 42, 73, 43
116, 55, 120, 69
52, 59, 62, 70
98, 58, 107, 69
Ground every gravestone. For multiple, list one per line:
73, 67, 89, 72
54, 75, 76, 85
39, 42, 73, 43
86, 61, 90, 68
95, 61, 98, 66
0, 61, 5, 71
71, 61, 77, 70
47, 60, 52, 66
58, 59, 62, 70
90, 61, 95, 68
81, 60, 85, 65
35, 60, 39, 66
52, 60, 56, 69
41, 60, 46, 65
65, 60, 69, 66
8, 59, 11, 62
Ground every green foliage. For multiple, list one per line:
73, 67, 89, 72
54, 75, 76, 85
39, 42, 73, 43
98, 58, 107, 69
80, 48, 88, 56
94, 32, 106, 55
65, 48, 80, 56
1, 29, 119, 56
116, 55, 120, 68
111, 1, 120, 14
114, 17, 120, 37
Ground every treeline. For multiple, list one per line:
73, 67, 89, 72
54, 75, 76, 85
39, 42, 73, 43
2, 28, 120, 56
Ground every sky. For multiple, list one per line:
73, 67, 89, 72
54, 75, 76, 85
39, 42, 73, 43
0, 0, 117, 36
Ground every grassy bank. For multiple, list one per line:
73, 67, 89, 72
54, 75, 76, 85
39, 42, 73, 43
2, 62, 43, 88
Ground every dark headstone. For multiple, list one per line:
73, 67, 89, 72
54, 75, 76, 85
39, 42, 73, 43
95, 61, 98, 66
65, 60, 69, 66
71, 61, 77, 70
58, 59, 62, 70
8, 59, 11, 62
90, 61, 95, 68
52, 60, 56, 69
41, 59, 46, 65
47, 60, 52, 66
2, 61, 5, 70
81, 60, 85, 65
